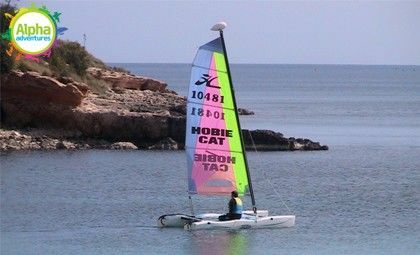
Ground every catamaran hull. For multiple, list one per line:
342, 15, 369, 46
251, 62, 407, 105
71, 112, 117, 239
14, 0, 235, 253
157, 211, 295, 230
157, 214, 200, 228
185, 215, 295, 230
157, 210, 264, 228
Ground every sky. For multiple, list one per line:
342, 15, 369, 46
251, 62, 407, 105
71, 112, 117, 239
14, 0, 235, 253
17, 0, 420, 65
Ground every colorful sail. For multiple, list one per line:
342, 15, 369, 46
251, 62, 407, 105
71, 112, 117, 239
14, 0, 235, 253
186, 37, 249, 196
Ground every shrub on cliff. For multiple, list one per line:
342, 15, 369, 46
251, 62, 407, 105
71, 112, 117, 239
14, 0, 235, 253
0, 2, 14, 34
16, 59, 52, 76
0, 3, 15, 74
49, 41, 89, 77
0, 39, 14, 74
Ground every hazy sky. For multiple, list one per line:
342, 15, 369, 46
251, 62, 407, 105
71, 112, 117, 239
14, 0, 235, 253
18, 0, 420, 65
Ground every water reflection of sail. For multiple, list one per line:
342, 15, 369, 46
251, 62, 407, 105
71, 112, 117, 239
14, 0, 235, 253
190, 231, 247, 255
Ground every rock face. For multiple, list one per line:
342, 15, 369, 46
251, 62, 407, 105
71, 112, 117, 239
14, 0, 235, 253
71, 90, 186, 145
237, 108, 255, 115
1, 70, 186, 148
148, 137, 179, 150
1, 71, 84, 107
57, 76, 90, 96
87, 67, 168, 92
1, 71, 85, 128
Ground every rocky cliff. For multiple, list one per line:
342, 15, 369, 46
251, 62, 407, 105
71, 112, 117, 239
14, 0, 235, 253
0, 69, 328, 151
1, 70, 185, 148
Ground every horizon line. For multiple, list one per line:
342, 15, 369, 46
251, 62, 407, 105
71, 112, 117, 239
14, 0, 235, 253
106, 62, 420, 67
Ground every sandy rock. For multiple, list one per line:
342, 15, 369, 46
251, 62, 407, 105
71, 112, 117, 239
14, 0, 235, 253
56, 141, 77, 149
87, 67, 167, 92
148, 137, 178, 150
110, 142, 138, 150
1, 71, 84, 107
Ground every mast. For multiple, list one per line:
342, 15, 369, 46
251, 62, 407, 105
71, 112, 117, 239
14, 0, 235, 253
213, 23, 257, 213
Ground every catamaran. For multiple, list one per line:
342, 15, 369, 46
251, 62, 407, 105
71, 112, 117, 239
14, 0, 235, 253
157, 22, 295, 230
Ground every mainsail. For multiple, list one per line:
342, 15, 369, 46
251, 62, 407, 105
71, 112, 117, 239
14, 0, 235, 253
186, 37, 249, 196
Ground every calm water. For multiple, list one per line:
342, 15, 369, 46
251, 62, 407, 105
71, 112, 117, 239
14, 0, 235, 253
1, 64, 420, 254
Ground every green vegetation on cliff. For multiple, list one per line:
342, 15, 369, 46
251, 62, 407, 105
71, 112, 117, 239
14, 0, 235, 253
1, 3, 15, 74
49, 41, 90, 77
13, 41, 110, 94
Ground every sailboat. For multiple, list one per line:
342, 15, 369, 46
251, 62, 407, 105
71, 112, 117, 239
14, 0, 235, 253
157, 22, 295, 230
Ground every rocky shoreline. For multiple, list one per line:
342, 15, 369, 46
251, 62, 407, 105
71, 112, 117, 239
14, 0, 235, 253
0, 68, 328, 152
0, 129, 137, 151
0, 128, 328, 152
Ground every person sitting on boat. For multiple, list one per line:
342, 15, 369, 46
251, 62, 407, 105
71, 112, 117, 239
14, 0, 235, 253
218, 190, 243, 221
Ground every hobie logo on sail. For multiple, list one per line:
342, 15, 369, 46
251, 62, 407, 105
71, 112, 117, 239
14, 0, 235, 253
194, 153, 236, 172
191, 126, 232, 145
195, 74, 220, 89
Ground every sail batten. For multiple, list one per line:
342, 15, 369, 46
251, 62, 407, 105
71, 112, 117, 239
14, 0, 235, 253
185, 146, 244, 154
186, 37, 249, 196
186, 102, 234, 110
191, 65, 228, 74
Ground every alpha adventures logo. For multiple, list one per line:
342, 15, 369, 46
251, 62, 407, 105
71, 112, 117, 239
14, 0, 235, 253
1, 3, 67, 60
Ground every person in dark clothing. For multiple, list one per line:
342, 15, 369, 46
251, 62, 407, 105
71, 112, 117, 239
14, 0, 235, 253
218, 190, 243, 221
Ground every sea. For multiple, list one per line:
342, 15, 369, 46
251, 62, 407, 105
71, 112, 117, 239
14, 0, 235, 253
1, 64, 419, 255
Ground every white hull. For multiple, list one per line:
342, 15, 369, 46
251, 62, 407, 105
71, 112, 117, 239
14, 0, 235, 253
157, 214, 198, 228
185, 215, 295, 230
157, 210, 295, 230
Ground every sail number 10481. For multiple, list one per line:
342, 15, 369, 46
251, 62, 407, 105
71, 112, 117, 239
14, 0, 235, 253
191, 91, 224, 103
191, 107, 225, 120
